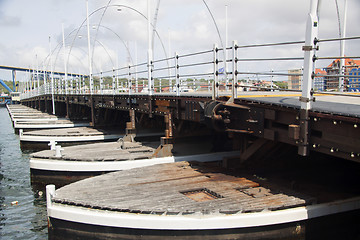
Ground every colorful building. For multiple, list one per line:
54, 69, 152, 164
324, 58, 360, 91
349, 68, 360, 92
313, 68, 326, 91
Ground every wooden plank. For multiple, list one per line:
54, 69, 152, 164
53, 162, 316, 215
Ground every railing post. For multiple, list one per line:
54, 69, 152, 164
69, 74, 73, 94
128, 65, 132, 95
299, 0, 319, 156
76, 75, 79, 94
82, 75, 85, 94
112, 68, 116, 95
231, 40, 238, 101
100, 71, 103, 94
159, 78, 162, 93
175, 52, 180, 96
135, 64, 138, 94
59, 76, 62, 94
43, 70, 47, 94
90, 73, 94, 94
213, 44, 219, 100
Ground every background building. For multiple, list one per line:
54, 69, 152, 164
288, 69, 302, 90
349, 68, 360, 92
324, 58, 360, 91
313, 68, 326, 92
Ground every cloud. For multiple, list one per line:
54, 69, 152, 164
0, 12, 21, 26
0, 0, 359, 82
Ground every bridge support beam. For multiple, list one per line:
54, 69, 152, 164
152, 113, 173, 158
66, 97, 70, 119
90, 96, 96, 127
122, 109, 136, 142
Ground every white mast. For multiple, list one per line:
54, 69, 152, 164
339, 0, 347, 92
62, 23, 68, 95
147, 0, 153, 95
225, 4, 228, 91
49, 36, 55, 114
86, 0, 93, 94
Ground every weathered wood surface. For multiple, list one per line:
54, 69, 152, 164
7, 105, 41, 112
31, 136, 214, 162
23, 127, 123, 137
53, 162, 316, 215
7, 105, 58, 119
15, 119, 88, 125
32, 141, 159, 161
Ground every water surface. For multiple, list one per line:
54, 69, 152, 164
0, 107, 47, 239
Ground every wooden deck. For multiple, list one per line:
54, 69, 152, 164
7, 104, 59, 121
22, 127, 123, 137
31, 141, 159, 162
52, 161, 316, 215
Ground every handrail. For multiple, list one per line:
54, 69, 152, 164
19, 34, 360, 100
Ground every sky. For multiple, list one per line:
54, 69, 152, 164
0, 0, 359, 83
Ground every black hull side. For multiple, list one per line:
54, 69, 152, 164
48, 209, 360, 240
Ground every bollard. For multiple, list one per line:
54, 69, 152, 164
46, 184, 55, 215
55, 145, 64, 157
19, 129, 23, 136
48, 140, 57, 150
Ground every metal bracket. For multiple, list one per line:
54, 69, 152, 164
302, 45, 319, 51
299, 96, 315, 103
302, 46, 313, 51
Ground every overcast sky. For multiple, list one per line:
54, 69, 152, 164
0, 0, 359, 82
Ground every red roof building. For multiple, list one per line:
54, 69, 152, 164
324, 58, 360, 91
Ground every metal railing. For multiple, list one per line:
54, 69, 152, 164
19, 35, 360, 101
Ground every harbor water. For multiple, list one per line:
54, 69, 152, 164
0, 107, 48, 239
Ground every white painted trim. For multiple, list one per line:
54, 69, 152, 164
14, 122, 90, 129
30, 151, 240, 172
20, 134, 123, 142
20, 131, 163, 143
13, 117, 62, 123
47, 197, 360, 230
30, 157, 175, 172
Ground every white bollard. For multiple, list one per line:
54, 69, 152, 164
46, 184, 56, 213
19, 129, 23, 136
55, 145, 64, 157
48, 140, 57, 150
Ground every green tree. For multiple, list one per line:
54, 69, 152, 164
274, 81, 288, 89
